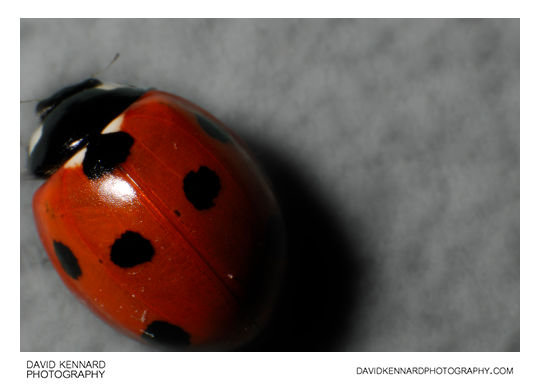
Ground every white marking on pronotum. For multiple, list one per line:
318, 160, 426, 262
101, 114, 124, 134
61, 113, 124, 171
64, 147, 87, 169
141, 310, 147, 323
28, 124, 43, 155
95, 82, 125, 91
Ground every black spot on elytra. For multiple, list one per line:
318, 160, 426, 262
195, 113, 231, 143
110, 231, 154, 268
53, 241, 82, 279
142, 320, 190, 346
174, 210, 181, 217
82, 132, 134, 179
183, 166, 220, 210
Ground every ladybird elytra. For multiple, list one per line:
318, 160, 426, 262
29, 79, 286, 349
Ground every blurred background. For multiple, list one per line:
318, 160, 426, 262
20, 19, 519, 351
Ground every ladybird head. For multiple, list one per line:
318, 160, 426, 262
28, 78, 145, 177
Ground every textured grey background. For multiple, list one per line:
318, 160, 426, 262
20, 19, 519, 352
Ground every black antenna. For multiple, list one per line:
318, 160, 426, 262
21, 53, 121, 104
91, 52, 120, 78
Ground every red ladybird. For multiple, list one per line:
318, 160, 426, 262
29, 79, 285, 349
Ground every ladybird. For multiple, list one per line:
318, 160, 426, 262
28, 78, 285, 350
